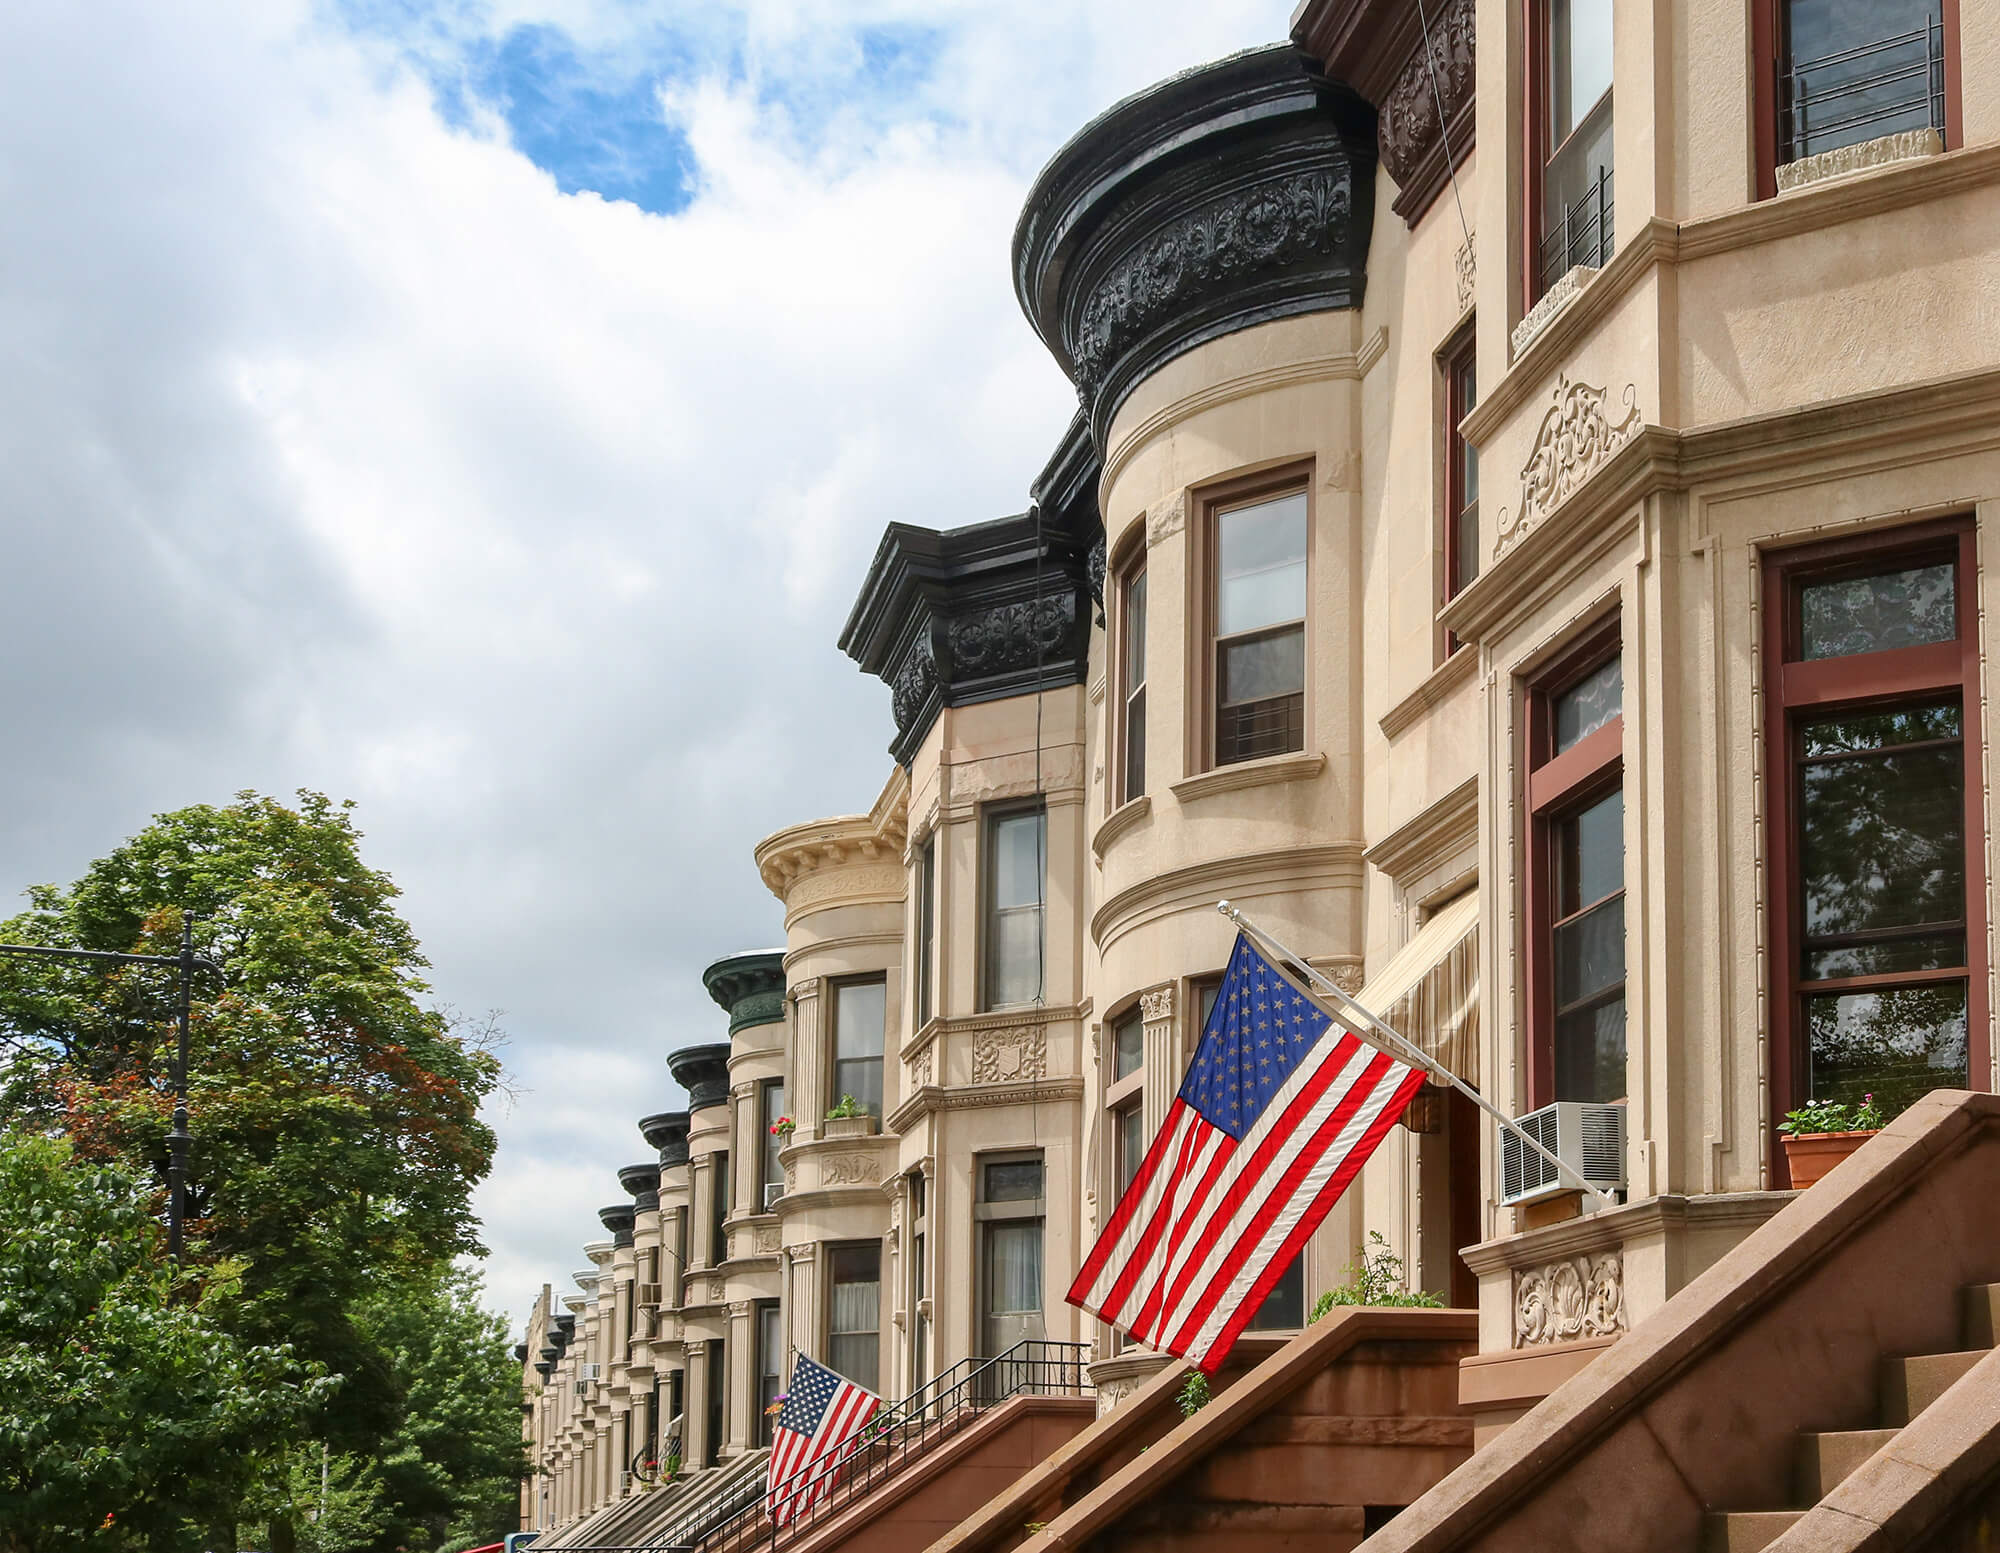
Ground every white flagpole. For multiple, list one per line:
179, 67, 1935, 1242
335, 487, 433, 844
1216, 900, 1617, 1214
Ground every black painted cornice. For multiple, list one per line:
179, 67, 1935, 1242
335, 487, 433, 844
1013, 43, 1376, 445
597, 1203, 636, 1249
701, 950, 786, 1035
666, 1043, 731, 1112
618, 1161, 662, 1213
639, 1109, 690, 1167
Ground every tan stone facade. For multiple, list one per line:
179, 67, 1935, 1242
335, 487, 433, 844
519, 0, 2000, 1536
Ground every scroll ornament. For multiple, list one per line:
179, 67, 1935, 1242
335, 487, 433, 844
1494, 376, 1643, 559
1514, 1252, 1626, 1346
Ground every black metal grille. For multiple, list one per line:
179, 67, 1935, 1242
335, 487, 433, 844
1782, 19, 1946, 165
673, 1340, 1091, 1553
1538, 165, 1614, 296
1217, 692, 1304, 765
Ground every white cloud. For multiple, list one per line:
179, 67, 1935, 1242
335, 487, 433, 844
0, 0, 1282, 1322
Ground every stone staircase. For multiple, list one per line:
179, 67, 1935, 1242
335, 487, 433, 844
1702, 1283, 1999, 1552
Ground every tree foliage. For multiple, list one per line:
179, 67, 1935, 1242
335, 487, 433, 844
0, 1134, 326, 1553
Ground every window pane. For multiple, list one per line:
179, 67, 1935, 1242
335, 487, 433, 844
1555, 993, 1627, 1103
1807, 981, 1967, 1115
1113, 1009, 1143, 1080
1455, 355, 1480, 507
1123, 570, 1147, 693
1556, 788, 1623, 915
835, 980, 886, 1061
830, 1242, 881, 1393
1554, 893, 1625, 1009
1115, 1103, 1145, 1195
1220, 625, 1306, 706
992, 812, 1045, 910
1800, 562, 1955, 660
832, 1056, 882, 1121
1550, 0, 1614, 144
1800, 704, 1964, 959
991, 907, 1043, 1007
1249, 1251, 1305, 1330
1124, 686, 1147, 802
917, 840, 935, 1029
985, 1221, 1043, 1315
1553, 658, 1621, 753
828, 1334, 878, 1393
1784, 0, 1944, 161
1218, 493, 1307, 636
762, 1080, 786, 1193
983, 1159, 1043, 1202
1453, 502, 1481, 595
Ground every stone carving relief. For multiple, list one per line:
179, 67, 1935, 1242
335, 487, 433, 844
784, 862, 904, 912
787, 1243, 816, 1267
820, 1153, 884, 1188
1494, 376, 1643, 559
1514, 1252, 1626, 1347
705, 1276, 726, 1303
754, 1226, 781, 1255
947, 596, 1075, 679
1070, 169, 1356, 392
1138, 986, 1175, 1023
1087, 537, 1107, 626
726, 1301, 752, 1318
972, 1025, 1048, 1084
782, 1161, 797, 1195
1377, 0, 1476, 192
1455, 232, 1476, 313
909, 1042, 934, 1089
1095, 1377, 1140, 1415
891, 629, 937, 733
1327, 962, 1365, 996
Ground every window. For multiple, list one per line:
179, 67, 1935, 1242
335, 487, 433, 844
759, 1078, 786, 1209
977, 1156, 1045, 1368
755, 1302, 783, 1447
1526, 638, 1627, 1108
1533, 0, 1614, 299
1211, 489, 1309, 765
1781, 0, 1947, 169
1119, 564, 1148, 803
831, 977, 886, 1120
1764, 524, 1983, 1171
1442, 327, 1479, 628
1111, 1006, 1143, 1083
909, 1172, 929, 1386
983, 806, 1045, 1009
1113, 1101, 1145, 1198
708, 1152, 730, 1265
915, 837, 936, 1029
827, 1243, 881, 1392
1249, 1253, 1306, 1331
670, 1207, 687, 1307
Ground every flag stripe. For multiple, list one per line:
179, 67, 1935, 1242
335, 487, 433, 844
1073, 1104, 1208, 1316
1071, 1100, 1199, 1296
1102, 1115, 1232, 1332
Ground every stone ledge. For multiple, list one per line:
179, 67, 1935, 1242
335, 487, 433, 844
1777, 127, 1943, 194
1511, 263, 1597, 358
1169, 749, 1326, 804
1091, 793, 1153, 858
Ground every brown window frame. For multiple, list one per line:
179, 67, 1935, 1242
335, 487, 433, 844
1522, 0, 1615, 311
1522, 623, 1625, 1110
980, 801, 1047, 1011
1761, 518, 1987, 1181
828, 973, 888, 1121
1750, 0, 1961, 202
1440, 322, 1479, 655
1114, 550, 1149, 807
1193, 466, 1314, 773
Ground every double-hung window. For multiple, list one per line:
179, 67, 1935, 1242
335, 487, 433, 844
1442, 326, 1479, 643
1119, 565, 1148, 803
1527, 639, 1627, 1107
1211, 488, 1309, 766
754, 1302, 783, 1447
915, 837, 936, 1029
831, 977, 886, 1121
1765, 523, 1983, 1165
758, 1078, 786, 1210
984, 806, 1046, 1009
1772, 0, 1948, 176
827, 1243, 882, 1392
708, 1151, 730, 1266
1533, 0, 1614, 299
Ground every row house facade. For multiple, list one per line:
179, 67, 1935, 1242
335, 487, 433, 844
521, 0, 2000, 1540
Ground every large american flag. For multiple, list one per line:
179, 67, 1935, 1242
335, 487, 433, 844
765, 1354, 881, 1528
1068, 933, 1425, 1373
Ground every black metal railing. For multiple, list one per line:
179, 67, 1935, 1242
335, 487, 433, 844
1538, 164, 1614, 296
1782, 19, 1946, 166
1217, 692, 1303, 766
690, 1341, 1091, 1553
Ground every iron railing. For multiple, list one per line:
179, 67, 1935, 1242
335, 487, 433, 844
1538, 163, 1614, 296
689, 1341, 1091, 1553
1217, 691, 1304, 766
1782, 18, 1946, 166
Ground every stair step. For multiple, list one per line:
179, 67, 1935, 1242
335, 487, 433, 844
1963, 1284, 2000, 1350
1879, 1350, 1986, 1426
1701, 1510, 1804, 1553
1794, 1427, 1898, 1501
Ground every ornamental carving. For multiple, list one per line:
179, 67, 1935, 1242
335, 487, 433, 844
1139, 987, 1174, 1024
1494, 377, 1643, 559
1327, 962, 1365, 996
909, 1043, 934, 1089
783, 863, 903, 912
1069, 169, 1355, 393
1377, 0, 1476, 192
947, 596, 1075, 679
820, 1153, 884, 1188
754, 1226, 781, 1255
782, 1162, 797, 1195
787, 1243, 816, 1267
1095, 1377, 1140, 1414
1514, 1252, 1626, 1347
891, 629, 936, 732
1087, 537, 1107, 626
972, 1025, 1048, 1084
705, 1277, 726, 1302
1456, 232, 1476, 313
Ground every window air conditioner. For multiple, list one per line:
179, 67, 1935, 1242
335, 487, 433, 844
636, 1283, 662, 1309
1499, 1101, 1626, 1205
764, 1181, 784, 1210
576, 1363, 601, 1385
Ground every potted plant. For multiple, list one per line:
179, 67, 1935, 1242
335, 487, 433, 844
823, 1094, 878, 1139
769, 1114, 796, 1141
1779, 1093, 1888, 1188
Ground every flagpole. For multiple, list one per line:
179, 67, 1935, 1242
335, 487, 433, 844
1216, 901, 1617, 1214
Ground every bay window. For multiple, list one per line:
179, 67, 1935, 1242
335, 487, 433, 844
1210, 487, 1309, 766
1533, 0, 1614, 299
1119, 564, 1149, 803
830, 977, 886, 1121
984, 805, 1046, 1009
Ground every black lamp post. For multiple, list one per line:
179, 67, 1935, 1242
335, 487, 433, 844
0, 910, 220, 1260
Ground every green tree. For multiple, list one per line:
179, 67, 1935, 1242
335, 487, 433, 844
0, 791, 501, 1447
0, 1133, 327, 1553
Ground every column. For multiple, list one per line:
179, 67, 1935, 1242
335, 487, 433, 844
727, 1301, 755, 1456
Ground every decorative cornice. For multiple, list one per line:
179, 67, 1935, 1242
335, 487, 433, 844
755, 767, 909, 906
666, 1044, 732, 1112
1014, 45, 1375, 448
1379, 643, 1478, 739
886, 1077, 1085, 1132
618, 1162, 662, 1214
597, 1203, 636, 1250
1090, 794, 1153, 859
1092, 842, 1364, 952
701, 950, 788, 1035
1365, 775, 1479, 886
1375, 0, 1476, 226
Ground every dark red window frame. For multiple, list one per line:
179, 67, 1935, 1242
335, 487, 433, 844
1523, 624, 1624, 1110
1441, 322, 1479, 655
1749, 0, 1962, 202
1761, 517, 1987, 1182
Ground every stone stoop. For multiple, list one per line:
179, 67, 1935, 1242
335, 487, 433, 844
1699, 1284, 2000, 1553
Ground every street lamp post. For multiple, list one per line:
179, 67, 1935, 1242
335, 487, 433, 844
0, 910, 220, 1260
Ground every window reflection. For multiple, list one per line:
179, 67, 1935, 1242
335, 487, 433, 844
1800, 561, 1954, 659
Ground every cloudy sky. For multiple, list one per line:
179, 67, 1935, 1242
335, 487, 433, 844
0, 0, 1280, 1330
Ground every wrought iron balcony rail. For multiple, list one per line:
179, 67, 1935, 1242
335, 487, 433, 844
1782, 19, 1946, 165
1538, 165, 1614, 297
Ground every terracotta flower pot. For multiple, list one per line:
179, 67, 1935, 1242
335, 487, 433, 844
1782, 1128, 1879, 1189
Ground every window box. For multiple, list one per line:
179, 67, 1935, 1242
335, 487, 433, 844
1780, 1128, 1879, 1190
821, 1115, 880, 1141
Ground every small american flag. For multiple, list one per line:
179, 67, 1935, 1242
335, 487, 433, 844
1068, 933, 1425, 1373
765, 1354, 881, 1528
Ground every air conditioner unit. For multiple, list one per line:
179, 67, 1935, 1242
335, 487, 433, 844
764, 1181, 784, 1210
1499, 1101, 1626, 1205
576, 1363, 601, 1385
636, 1283, 662, 1309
